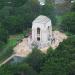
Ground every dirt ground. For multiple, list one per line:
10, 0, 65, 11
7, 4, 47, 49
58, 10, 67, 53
13, 31, 67, 57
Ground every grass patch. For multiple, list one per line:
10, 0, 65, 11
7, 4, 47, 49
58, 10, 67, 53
0, 33, 24, 63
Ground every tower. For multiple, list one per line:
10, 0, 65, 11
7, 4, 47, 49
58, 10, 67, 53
31, 15, 52, 48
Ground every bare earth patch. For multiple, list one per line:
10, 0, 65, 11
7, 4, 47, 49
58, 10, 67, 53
13, 31, 67, 57
13, 38, 32, 57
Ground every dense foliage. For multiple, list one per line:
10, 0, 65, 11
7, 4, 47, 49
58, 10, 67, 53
26, 48, 45, 72
0, 0, 75, 75
40, 36, 75, 75
0, 63, 37, 75
0, 24, 8, 43
71, 2, 75, 11
61, 12, 75, 33
1, 36, 75, 75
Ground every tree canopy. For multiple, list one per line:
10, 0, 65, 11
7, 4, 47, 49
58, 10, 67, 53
0, 63, 37, 75
26, 48, 46, 72
61, 12, 75, 33
0, 23, 8, 43
40, 36, 75, 75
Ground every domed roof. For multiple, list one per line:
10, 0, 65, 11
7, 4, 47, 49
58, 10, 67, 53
33, 15, 51, 24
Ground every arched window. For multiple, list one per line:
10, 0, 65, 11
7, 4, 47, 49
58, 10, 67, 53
37, 28, 40, 34
48, 26, 50, 30
48, 26, 50, 41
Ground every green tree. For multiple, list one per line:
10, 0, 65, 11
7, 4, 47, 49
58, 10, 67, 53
71, 2, 75, 11
0, 0, 5, 9
0, 65, 13, 75
0, 23, 8, 43
40, 36, 75, 75
26, 48, 45, 72
0, 63, 37, 75
0, 0, 55, 35
2, 15, 25, 34
12, 63, 37, 75
68, 62, 75, 75
61, 12, 75, 33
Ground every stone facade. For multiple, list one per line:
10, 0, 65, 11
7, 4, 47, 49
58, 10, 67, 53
28, 15, 52, 49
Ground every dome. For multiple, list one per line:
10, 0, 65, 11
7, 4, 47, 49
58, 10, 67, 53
33, 15, 51, 24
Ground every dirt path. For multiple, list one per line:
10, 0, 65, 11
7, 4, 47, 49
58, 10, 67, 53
0, 55, 15, 67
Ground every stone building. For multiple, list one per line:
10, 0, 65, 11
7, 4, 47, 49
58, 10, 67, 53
28, 15, 52, 49
14, 15, 67, 57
